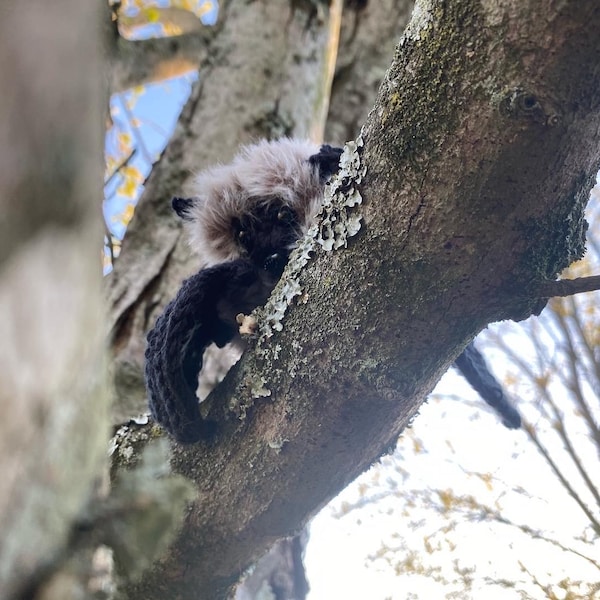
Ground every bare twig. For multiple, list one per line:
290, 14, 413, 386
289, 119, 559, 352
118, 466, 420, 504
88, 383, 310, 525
117, 94, 152, 163
523, 422, 600, 536
104, 147, 137, 186
551, 307, 600, 451
564, 295, 600, 403
105, 229, 116, 266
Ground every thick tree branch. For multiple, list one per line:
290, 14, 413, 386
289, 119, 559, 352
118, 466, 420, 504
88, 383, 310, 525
104, 1, 224, 94
118, 7, 207, 36
109, 32, 212, 94
115, 1, 600, 598
537, 275, 600, 298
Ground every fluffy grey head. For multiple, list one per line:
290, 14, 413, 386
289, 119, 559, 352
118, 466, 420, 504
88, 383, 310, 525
178, 138, 328, 265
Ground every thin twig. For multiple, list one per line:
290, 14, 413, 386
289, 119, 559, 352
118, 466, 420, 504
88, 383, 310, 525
551, 307, 600, 452
524, 422, 600, 536
117, 93, 152, 163
105, 228, 116, 265
104, 147, 137, 186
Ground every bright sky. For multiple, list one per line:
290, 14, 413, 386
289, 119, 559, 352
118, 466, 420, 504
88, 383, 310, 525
305, 366, 598, 599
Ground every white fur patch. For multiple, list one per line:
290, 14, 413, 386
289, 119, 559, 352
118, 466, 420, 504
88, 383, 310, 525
184, 138, 324, 265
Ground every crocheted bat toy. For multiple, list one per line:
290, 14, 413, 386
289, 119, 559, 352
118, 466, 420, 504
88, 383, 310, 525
144, 139, 520, 443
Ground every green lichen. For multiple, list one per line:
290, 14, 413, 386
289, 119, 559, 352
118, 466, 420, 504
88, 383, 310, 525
250, 375, 272, 399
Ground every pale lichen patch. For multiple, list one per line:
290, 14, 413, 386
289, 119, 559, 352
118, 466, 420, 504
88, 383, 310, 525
316, 137, 365, 252
401, 0, 435, 44
250, 375, 271, 399
257, 137, 366, 343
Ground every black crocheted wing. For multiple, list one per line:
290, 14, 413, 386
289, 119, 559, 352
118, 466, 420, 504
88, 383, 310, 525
145, 259, 274, 443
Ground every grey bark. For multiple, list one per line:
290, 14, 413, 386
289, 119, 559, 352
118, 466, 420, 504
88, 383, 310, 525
237, 5, 417, 598
114, 1, 600, 599
326, 0, 414, 144
236, 4, 418, 598
107, 0, 340, 424
0, 2, 108, 598
235, 532, 309, 600
106, 8, 214, 95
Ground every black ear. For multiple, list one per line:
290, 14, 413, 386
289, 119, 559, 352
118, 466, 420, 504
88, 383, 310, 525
172, 196, 195, 220
309, 144, 343, 181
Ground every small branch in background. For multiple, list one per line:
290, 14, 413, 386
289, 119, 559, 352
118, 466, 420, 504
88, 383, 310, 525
523, 422, 600, 536
565, 294, 600, 399
116, 7, 207, 38
538, 276, 600, 298
117, 94, 152, 163
105, 228, 116, 266
105, 147, 137, 187
550, 304, 600, 453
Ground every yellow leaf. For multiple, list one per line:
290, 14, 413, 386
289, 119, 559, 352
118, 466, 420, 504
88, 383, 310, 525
179, 0, 195, 11
117, 178, 139, 200
534, 372, 550, 389
103, 250, 112, 271
117, 203, 136, 226
144, 6, 160, 22
105, 156, 117, 177
162, 22, 184, 36
477, 472, 494, 491
412, 437, 423, 454
549, 297, 572, 318
118, 132, 132, 154
437, 489, 454, 511
121, 165, 143, 183
197, 1, 214, 17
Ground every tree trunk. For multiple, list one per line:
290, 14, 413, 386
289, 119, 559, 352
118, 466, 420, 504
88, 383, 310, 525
0, 2, 107, 597
326, 0, 414, 143
236, 4, 417, 597
114, 1, 600, 599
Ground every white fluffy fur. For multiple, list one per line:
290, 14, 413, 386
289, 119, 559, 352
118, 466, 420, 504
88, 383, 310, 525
184, 138, 324, 265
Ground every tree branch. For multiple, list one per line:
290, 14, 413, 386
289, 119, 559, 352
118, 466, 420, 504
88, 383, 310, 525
537, 276, 600, 298
114, 1, 600, 598
524, 422, 600, 536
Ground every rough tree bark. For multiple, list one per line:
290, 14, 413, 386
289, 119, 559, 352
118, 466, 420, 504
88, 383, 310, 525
0, 2, 107, 598
114, 1, 600, 599
234, 4, 416, 597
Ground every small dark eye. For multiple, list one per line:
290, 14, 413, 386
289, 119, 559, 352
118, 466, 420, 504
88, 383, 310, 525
277, 207, 294, 222
232, 217, 245, 241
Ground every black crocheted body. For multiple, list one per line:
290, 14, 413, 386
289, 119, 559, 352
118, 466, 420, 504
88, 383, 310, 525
143, 140, 520, 444
145, 259, 275, 443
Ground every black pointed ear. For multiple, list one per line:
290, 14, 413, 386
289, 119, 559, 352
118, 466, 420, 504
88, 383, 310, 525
309, 144, 343, 181
172, 196, 195, 220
